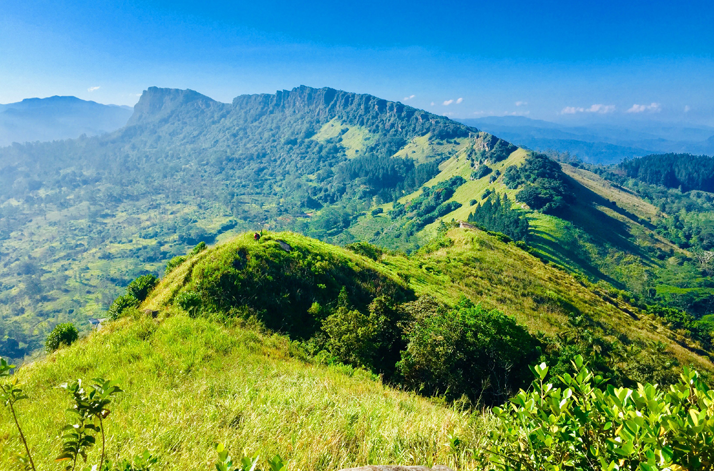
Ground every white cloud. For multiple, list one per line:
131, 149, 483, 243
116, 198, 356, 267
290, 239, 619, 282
443, 99, 454, 106
684, 105, 691, 113
88, 86, 100, 92
456, 97, 463, 104
561, 104, 615, 114
403, 95, 415, 101
515, 101, 528, 107
504, 111, 530, 116
627, 102, 661, 113
430, 102, 435, 106
586, 104, 616, 114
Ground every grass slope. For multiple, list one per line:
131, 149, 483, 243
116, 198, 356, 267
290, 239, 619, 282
149, 231, 711, 371
0, 315, 487, 470
3, 229, 713, 470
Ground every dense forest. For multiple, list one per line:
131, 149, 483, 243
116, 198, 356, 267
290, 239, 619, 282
467, 194, 529, 242
617, 153, 714, 192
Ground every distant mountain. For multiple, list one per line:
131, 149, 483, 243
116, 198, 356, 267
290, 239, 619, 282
457, 116, 714, 164
0, 96, 133, 147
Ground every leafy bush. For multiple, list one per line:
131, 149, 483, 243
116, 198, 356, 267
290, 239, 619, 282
45, 323, 79, 353
165, 255, 186, 275
175, 290, 202, 318
108, 294, 140, 320
344, 241, 384, 260
398, 302, 540, 405
191, 241, 208, 255
485, 356, 714, 471
126, 274, 159, 302
471, 165, 493, 180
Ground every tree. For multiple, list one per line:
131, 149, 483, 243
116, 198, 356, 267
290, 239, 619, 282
45, 323, 79, 352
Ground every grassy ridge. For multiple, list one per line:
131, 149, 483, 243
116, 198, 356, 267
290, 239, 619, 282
3, 229, 713, 470
147, 230, 711, 372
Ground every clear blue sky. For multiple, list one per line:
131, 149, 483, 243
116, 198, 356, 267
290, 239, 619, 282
1, 0, 713, 124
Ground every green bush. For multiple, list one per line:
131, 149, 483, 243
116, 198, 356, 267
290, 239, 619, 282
165, 255, 186, 275
191, 241, 208, 255
175, 290, 202, 318
45, 323, 79, 352
126, 274, 159, 301
398, 302, 540, 405
484, 355, 714, 470
108, 294, 140, 320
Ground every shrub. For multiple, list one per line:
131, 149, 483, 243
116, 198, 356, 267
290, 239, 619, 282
398, 303, 540, 405
176, 290, 202, 317
371, 208, 384, 217
191, 241, 208, 255
108, 294, 140, 320
127, 274, 158, 301
165, 255, 186, 275
45, 323, 79, 352
485, 356, 714, 471
471, 165, 493, 180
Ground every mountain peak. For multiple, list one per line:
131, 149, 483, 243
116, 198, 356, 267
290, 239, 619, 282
128, 87, 217, 125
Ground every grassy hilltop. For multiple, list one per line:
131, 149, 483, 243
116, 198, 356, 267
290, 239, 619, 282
3, 229, 712, 469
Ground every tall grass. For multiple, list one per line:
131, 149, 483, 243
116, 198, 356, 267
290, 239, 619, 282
1, 312, 492, 470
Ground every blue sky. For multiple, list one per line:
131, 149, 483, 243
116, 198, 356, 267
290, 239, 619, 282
1, 0, 713, 124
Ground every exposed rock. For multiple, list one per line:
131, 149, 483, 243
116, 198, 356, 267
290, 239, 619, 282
143, 309, 159, 318
277, 240, 292, 252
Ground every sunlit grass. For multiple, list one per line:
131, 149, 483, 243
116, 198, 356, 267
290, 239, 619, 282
1, 313, 492, 470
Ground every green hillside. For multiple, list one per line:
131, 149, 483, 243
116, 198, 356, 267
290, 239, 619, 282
142, 231, 714, 380
0, 86, 487, 359
2, 230, 713, 470
1, 85, 713, 373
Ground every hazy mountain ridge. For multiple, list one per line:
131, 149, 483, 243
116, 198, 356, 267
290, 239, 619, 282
0, 96, 133, 147
459, 116, 714, 163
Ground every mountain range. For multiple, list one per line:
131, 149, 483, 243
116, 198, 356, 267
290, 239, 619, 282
0, 96, 133, 147
0, 85, 712, 375
458, 115, 714, 164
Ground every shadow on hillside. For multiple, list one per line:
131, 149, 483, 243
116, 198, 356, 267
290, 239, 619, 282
528, 227, 622, 288
560, 176, 657, 267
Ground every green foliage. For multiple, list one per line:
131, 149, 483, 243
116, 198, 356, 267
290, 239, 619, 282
191, 241, 208, 255
181, 234, 414, 339
56, 378, 123, 471
398, 302, 540, 405
471, 164, 493, 180
468, 194, 529, 242
126, 274, 159, 302
389, 176, 465, 231
108, 294, 139, 320
344, 241, 384, 260
214, 443, 287, 471
619, 153, 714, 193
503, 152, 574, 214
175, 290, 202, 318
45, 323, 79, 353
485, 356, 714, 471
165, 256, 187, 275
